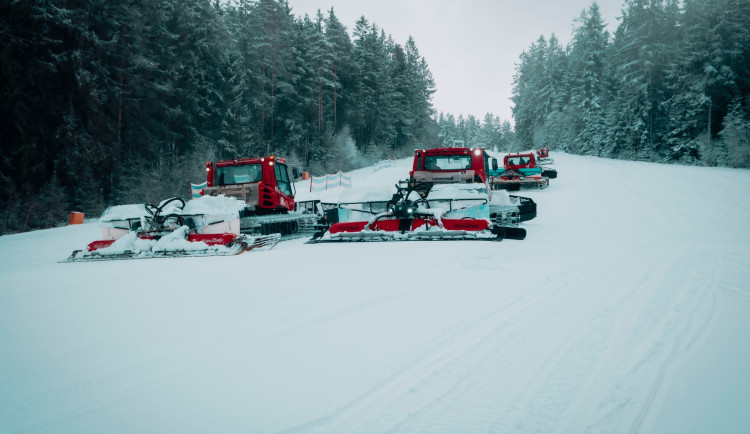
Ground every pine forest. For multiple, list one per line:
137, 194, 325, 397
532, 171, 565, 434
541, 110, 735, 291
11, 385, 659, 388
1, 0, 749, 233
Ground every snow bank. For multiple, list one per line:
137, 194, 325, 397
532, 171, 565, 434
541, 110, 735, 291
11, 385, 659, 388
99, 204, 148, 222
489, 188, 512, 206
324, 187, 395, 204
428, 183, 489, 200
92, 226, 225, 256
182, 195, 245, 216
100, 196, 245, 224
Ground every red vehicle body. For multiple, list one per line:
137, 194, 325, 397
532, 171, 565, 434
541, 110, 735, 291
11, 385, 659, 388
199, 155, 322, 237
328, 217, 491, 235
410, 147, 537, 222
307, 147, 535, 243
202, 155, 296, 214
504, 152, 540, 171
409, 147, 497, 192
491, 152, 549, 190
535, 147, 556, 166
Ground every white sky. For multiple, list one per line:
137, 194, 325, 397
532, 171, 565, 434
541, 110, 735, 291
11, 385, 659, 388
286, 0, 625, 123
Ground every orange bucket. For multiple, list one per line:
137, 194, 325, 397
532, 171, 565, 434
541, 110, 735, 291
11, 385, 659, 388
68, 212, 85, 225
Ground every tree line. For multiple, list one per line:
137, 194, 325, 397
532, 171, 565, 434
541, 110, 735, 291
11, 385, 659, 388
1, 0, 439, 233
512, 0, 750, 167
436, 113, 515, 151
4, 0, 749, 234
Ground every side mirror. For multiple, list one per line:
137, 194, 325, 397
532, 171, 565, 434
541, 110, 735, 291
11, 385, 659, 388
492, 158, 498, 170
292, 167, 300, 180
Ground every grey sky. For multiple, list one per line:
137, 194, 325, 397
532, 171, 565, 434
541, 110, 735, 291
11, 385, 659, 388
286, 0, 625, 123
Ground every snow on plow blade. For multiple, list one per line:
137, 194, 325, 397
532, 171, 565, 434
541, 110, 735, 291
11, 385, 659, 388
60, 196, 281, 263
61, 232, 280, 262
307, 218, 509, 243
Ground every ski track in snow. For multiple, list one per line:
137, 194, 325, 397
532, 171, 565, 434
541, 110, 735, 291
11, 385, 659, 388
1, 153, 749, 433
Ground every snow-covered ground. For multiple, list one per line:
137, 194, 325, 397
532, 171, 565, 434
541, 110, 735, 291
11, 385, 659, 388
1, 153, 749, 433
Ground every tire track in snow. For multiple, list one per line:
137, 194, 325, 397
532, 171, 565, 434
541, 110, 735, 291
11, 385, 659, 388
564, 163, 726, 433
10, 359, 187, 433
284, 257, 619, 433
7, 281, 371, 432
12, 245, 547, 433
281, 266, 588, 433
716, 258, 750, 303
387, 244, 685, 433
379, 266, 625, 433
720, 282, 750, 304
630, 250, 720, 433
367, 159, 679, 432
569, 241, 695, 433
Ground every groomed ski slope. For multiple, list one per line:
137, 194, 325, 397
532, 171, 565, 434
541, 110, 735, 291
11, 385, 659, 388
1, 153, 749, 433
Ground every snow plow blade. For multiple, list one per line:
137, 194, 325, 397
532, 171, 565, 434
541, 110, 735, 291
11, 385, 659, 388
307, 181, 528, 244
308, 224, 526, 243
307, 217, 505, 243
61, 196, 281, 263
61, 233, 280, 262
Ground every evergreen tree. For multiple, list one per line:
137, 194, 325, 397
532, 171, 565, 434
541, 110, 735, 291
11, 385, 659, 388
512, 38, 539, 148
664, 0, 750, 163
720, 98, 750, 168
253, 0, 296, 153
608, 0, 676, 159
351, 17, 384, 151
404, 37, 436, 147
536, 34, 571, 150
0, 0, 442, 231
568, 2, 611, 155
324, 8, 355, 133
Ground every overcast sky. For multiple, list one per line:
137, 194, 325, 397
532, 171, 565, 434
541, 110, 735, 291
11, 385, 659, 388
286, 0, 625, 123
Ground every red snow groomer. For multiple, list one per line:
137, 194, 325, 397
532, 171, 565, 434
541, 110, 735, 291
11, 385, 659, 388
409, 147, 535, 222
535, 147, 557, 175
536, 147, 555, 165
62, 196, 279, 262
308, 147, 534, 243
201, 155, 321, 239
490, 152, 551, 191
